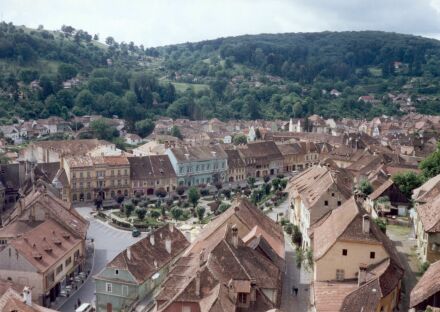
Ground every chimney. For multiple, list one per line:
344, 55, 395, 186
358, 264, 368, 286
127, 246, 132, 261
231, 224, 239, 248
22, 286, 32, 306
169, 223, 174, 233
362, 214, 370, 234
150, 234, 155, 246
165, 237, 172, 254
195, 270, 201, 297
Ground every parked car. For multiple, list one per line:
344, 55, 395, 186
132, 227, 141, 237
76, 303, 93, 312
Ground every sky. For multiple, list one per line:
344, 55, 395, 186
2, 0, 440, 47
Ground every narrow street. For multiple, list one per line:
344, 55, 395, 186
59, 207, 146, 312
268, 199, 311, 312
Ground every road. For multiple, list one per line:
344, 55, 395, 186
59, 207, 145, 312
267, 199, 310, 312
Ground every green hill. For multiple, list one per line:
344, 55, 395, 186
1, 22, 440, 128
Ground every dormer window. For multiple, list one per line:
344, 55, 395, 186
115, 269, 119, 275
238, 293, 248, 304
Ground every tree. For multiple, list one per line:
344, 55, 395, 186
196, 206, 206, 221
170, 125, 183, 139
58, 64, 77, 81
263, 183, 271, 195
171, 207, 183, 221
188, 187, 200, 208
176, 186, 186, 197
124, 203, 135, 218
90, 119, 118, 141
135, 119, 155, 138
94, 195, 103, 210
271, 178, 281, 191
233, 134, 247, 145
358, 179, 373, 196
155, 187, 167, 199
105, 36, 115, 46
247, 176, 256, 189
93, 34, 99, 41
263, 175, 270, 183
255, 128, 261, 140
115, 194, 125, 206
292, 225, 302, 246
135, 207, 147, 221
214, 182, 223, 198
420, 143, 440, 179
393, 171, 424, 199
75, 89, 95, 110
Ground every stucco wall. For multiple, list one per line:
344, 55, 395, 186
314, 241, 388, 281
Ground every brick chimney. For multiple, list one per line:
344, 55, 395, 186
358, 264, 368, 286
195, 270, 201, 297
362, 214, 370, 234
231, 224, 239, 248
22, 286, 32, 306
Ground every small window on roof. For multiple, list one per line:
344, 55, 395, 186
115, 269, 119, 275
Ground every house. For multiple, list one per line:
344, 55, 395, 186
62, 155, 131, 203
365, 179, 410, 217
128, 155, 177, 196
410, 260, 440, 311
166, 145, 228, 187
21, 139, 121, 163
238, 141, 283, 178
414, 192, 440, 263
124, 133, 143, 145
94, 224, 189, 312
132, 141, 167, 156
287, 161, 353, 249
311, 197, 404, 312
0, 125, 22, 144
155, 198, 284, 311
225, 149, 246, 183
247, 126, 256, 142
223, 135, 232, 144
0, 218, 85, 307
0, 279, 58, 311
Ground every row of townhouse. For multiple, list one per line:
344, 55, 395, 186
93, 197, 285, 312
0, 186, 89, 308
17, 139, 335, 204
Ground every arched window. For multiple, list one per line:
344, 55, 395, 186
72, 194, 77, 201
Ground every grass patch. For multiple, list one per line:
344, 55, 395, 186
165, 81, 209, 92
387, 224, 411, 236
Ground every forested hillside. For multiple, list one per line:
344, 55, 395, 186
1, 22, 440, 130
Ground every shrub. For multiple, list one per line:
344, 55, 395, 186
124, 203, 134, 218
135, 207, 147, 220
150, 210, 161, 219
284, 223, 293, 235
420, 262, 430, 274
200, 188, 210, 196
196, 206, 206, 220
292, 225, 302, 246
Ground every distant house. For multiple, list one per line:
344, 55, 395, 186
166, 145, 228, 186
365, 179, 410, 217
223, 135, 232, 144
238, 141, 283, 178
94, 224, 189, 312
330, 89, 341, 97
287, 161, 353, 248
358, 95, 375, 103
123, 133, 143, 145
128, 155, 177, 196
0, 125, 21, 144
225, 149, 246, 183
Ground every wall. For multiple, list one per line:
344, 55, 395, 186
376, 281, 401, 312
314, 241, 387, 281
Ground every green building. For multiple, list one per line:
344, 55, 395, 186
94, 224, 190, 312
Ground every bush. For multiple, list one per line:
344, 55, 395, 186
124, 203, 134, 218
150, 210, 161, 219
200, 188, 210, 196
420, 262, 430, 274
284, 223, 293, 235
196, 206, 206, 220
292, 225, 302, 246
218, 203, 230, 214
222, 189, 231, 199
374, 218, 387, 233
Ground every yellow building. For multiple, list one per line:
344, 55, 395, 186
63, 155, 131, 203
311, 197, 404, 312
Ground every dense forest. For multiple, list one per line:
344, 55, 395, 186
1, 22, 440, 132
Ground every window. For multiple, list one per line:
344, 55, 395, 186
80, 172, 83, 178
65, 257, 72, 267
180, 167, 184, 174
337, 201, 342, 206
115, 269, 119, 275
124, 169, 128, 175
47, 272, 55, 285
118, 170, 121, 176
111, 170, 114, 176
72, 182, 77, 189
336, 269, 345, 281
56, 264, 63, 275
182, 307, 191, 312
238, 293, 247, 304
342, 249, 347, 256
331, 193, 335, 197
324, 200, 328, 206
370, 252, 376, 259
106, 283, 112, 293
